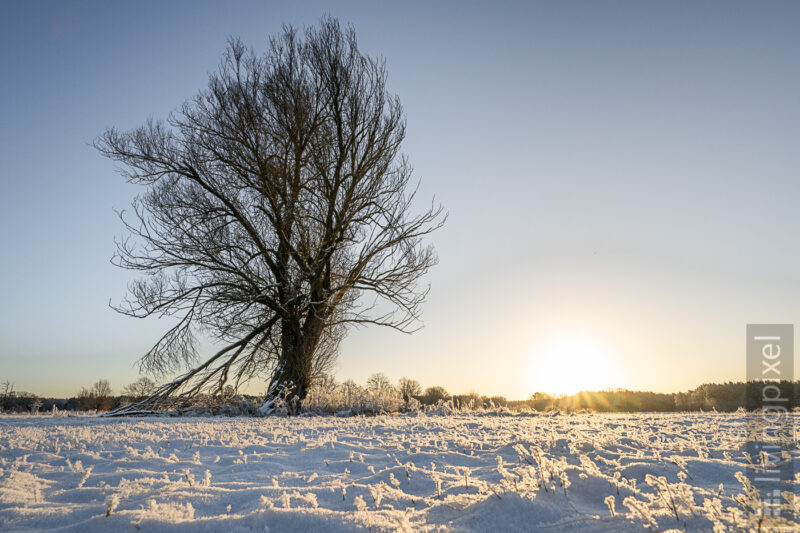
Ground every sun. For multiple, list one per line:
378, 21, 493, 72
527, 335, 621, 396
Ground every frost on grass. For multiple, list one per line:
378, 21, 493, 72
0, 413, 798, 532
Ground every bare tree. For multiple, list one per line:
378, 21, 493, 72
79, 380, 114, 411
123, 377, 157, 400
421, 386, 450, 405
397, 377, 421, 402
312, 372, 338, 394
366, 372, 392, 392
96, 17, 444, 415
340, 379, 362, 405
1, 380, 15, 412
92, 379, 113, 398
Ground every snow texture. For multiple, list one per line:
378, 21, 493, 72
0, 412, 797, 531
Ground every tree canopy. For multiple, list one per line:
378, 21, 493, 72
96, 18, 444, 414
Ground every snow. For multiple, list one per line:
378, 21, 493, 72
0, 412, 797, 531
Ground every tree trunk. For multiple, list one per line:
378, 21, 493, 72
259, 313, 324, 415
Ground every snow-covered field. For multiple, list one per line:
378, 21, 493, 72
0, 412, 797, 532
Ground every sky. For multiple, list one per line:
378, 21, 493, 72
1, 1, 799, 399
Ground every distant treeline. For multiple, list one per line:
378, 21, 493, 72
1, 378, 797, 414
510, 381, 799, 413
0, 378, 156, 414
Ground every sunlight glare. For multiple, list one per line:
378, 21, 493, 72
527, 335, 621, 396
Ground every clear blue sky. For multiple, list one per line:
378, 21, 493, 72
1, 1, 799, 398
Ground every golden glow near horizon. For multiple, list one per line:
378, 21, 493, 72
527, 335, 622, 396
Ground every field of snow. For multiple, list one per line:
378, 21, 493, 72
0, 412, 797, 532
